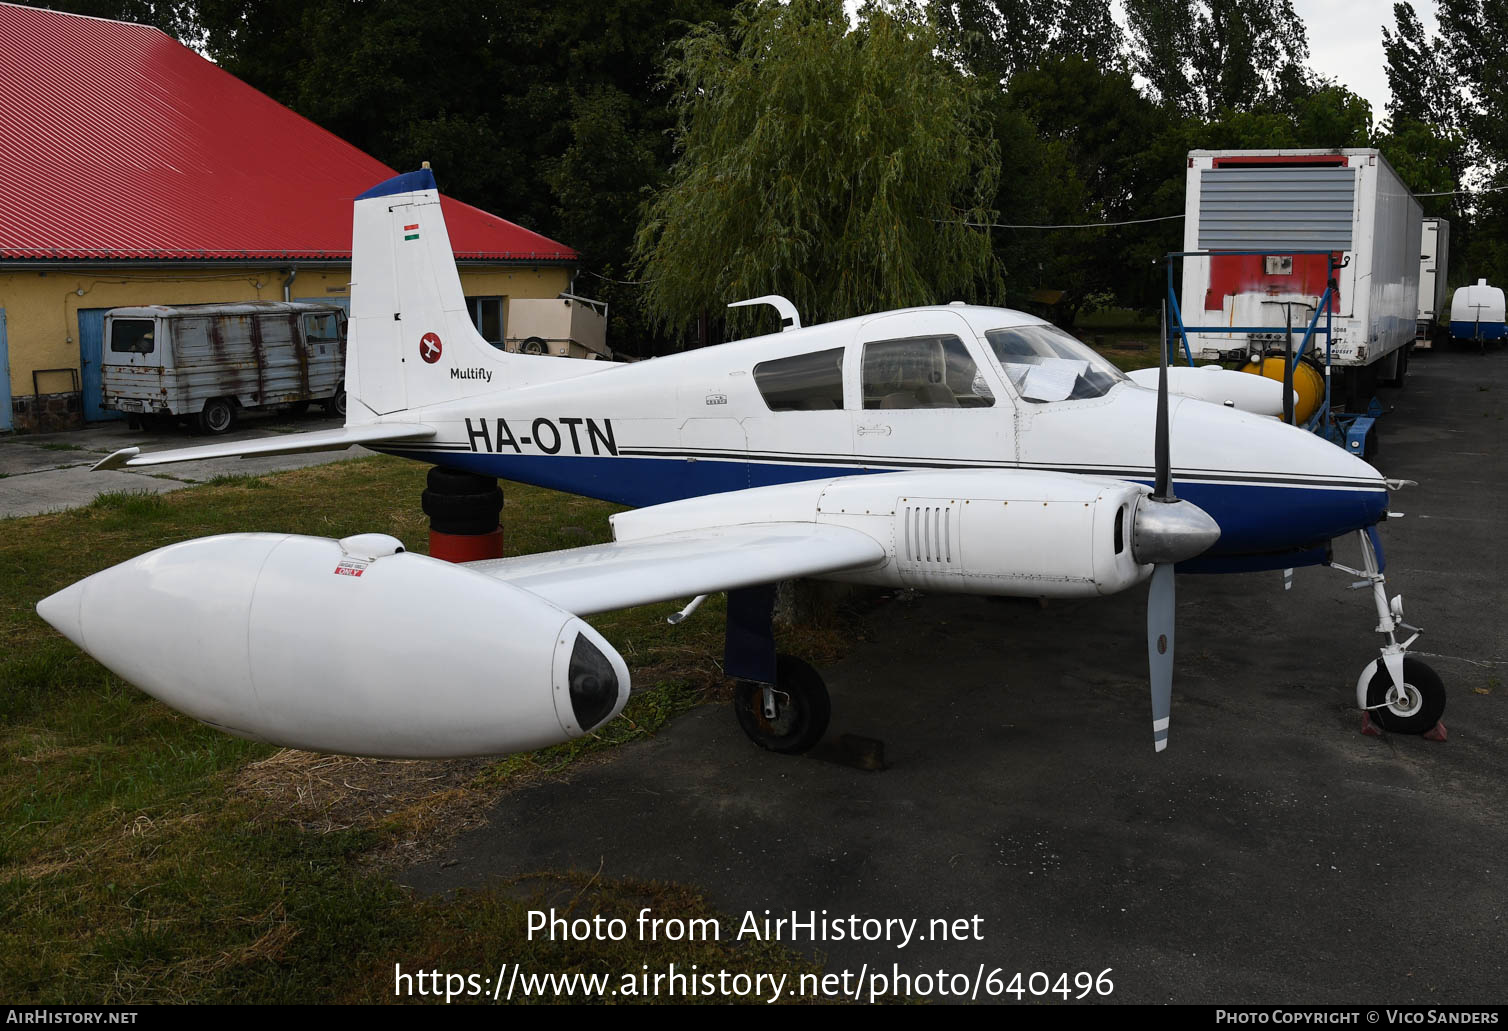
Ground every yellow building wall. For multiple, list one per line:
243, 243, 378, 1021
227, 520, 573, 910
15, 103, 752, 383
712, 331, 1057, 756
0, 263, 570, 425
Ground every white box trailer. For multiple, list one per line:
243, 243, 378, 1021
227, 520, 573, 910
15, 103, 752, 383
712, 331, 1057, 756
1414, 217, 1451, 350
1450, 279, 1506, 348
1180, 149, 1423, 407
102, 301, 346, 434
502, 293, 611, 360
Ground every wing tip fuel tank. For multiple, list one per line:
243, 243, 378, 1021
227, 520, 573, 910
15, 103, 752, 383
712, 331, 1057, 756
35, 534, 631, 759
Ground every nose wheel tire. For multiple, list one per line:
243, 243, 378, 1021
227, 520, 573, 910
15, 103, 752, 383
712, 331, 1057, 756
1365, 657, 1445, 735
733, 654, 831, 754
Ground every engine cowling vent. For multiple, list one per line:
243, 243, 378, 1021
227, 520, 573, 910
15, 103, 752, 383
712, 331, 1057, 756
899, 499, 959, 570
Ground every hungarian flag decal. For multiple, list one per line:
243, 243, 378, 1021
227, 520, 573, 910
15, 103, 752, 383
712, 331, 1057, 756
403, 223, 419, 241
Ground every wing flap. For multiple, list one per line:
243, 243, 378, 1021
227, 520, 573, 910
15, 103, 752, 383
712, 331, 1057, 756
93, 423, 436, 470
463, 523, 886, 616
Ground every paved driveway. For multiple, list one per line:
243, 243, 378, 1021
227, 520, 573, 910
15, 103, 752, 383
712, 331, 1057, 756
0, 413, 372, 518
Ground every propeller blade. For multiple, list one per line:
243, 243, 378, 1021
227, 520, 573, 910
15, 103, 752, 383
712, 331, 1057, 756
1147, 562, 1175, 752
1155, 301, 1173, 500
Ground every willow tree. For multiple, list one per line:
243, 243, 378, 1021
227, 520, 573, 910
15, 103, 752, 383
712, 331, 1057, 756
634, 0, 1001, 340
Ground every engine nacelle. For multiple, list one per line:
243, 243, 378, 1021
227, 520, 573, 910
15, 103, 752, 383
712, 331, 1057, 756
36, 533, 630, 758
814, 472, 1152, 597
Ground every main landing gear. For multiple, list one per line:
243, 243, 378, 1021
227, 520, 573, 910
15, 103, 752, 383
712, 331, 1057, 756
733, 654, 831, 753
1332, 529, 1446, 738
715, 585, 832, 754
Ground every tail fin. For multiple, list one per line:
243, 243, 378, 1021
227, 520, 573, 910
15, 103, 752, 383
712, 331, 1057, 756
346, 169, 585, 422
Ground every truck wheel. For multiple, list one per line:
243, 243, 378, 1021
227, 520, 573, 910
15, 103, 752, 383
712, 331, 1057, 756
197, 397, 236, 435
323, 389, 346, 418
521, 336, 548, 355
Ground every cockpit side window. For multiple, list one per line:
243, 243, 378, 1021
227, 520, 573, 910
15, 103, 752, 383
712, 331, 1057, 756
753, 347, 845, 411
985, 325, 1127, 403
861, 335, 994, 410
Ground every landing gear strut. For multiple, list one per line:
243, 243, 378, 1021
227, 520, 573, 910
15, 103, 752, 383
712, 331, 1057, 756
1333, 529, 1446, 737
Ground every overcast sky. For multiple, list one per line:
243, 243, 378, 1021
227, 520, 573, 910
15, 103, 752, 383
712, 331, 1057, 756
1292, 0, 1436, 120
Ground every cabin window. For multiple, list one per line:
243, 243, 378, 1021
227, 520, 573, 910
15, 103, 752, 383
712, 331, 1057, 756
861, 335, 994, 409
302, 312, 343, 346
467, 296, 506, 348
110, 319, 156, 354
753, 347, 845, 411
985, 324, 1127, 403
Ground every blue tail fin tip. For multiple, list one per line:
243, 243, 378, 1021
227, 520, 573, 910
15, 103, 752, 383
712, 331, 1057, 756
356, 168, 437, 201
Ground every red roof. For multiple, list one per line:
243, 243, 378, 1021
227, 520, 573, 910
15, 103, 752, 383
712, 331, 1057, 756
0, 3, 576, 263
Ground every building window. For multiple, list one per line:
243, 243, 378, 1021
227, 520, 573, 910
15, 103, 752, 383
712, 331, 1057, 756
753, 347, 845, 411
862, 335, 993, 409
467, 296, 506, 347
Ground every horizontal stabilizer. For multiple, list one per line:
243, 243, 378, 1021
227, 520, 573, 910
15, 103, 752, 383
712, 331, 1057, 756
92, 423, 436, 471
464, 523, 886, 616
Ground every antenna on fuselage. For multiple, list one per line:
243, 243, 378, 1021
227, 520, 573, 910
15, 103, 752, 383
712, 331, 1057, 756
727, 295, 801, 332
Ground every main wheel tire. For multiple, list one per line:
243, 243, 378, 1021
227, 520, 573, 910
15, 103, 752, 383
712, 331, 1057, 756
1365, 657, 1445, 735
733, 654, 831, 754
197, 397, 236, 435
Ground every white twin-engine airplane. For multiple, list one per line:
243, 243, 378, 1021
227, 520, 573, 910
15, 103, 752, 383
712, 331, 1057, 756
38, 169, 1444, 761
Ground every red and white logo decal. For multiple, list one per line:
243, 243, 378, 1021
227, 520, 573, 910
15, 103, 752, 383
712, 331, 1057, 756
419, 332, 443, 364
334, 559, 368, 577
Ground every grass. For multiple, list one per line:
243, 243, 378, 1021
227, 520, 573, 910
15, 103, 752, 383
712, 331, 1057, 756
1, 456, 832, 1003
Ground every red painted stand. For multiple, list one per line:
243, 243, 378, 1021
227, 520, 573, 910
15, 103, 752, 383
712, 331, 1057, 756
429, 527, 504, 564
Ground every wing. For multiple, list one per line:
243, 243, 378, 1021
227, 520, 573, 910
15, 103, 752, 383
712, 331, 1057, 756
92, 422, 436, 470
463, 523, 886, 616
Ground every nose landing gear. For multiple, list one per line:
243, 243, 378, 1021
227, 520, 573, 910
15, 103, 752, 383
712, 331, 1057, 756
1333, 529, 1446, 739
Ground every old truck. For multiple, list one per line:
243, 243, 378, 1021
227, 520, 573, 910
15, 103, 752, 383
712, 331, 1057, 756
101, 301, 346, 433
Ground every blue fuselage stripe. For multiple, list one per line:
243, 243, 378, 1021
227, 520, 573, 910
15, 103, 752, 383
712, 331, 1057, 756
378, 450, 1387, 568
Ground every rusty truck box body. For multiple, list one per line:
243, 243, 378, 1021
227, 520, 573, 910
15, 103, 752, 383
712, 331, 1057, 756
101, 301, 346, 421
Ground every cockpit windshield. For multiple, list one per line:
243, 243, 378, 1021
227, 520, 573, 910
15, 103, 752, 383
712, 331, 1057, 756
984, 324, 1127, 403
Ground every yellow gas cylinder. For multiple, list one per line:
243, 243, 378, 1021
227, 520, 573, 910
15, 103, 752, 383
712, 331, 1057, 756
1240, 355, 1324, 423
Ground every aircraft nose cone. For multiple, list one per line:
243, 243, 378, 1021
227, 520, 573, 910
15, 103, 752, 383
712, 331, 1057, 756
36, 580, 87, 651
1131, 496, 1222, 565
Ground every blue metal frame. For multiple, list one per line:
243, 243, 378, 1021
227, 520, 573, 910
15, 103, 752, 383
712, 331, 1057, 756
1164, 250, 1373, 454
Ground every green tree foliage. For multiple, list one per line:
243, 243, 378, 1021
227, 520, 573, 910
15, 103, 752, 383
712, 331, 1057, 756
634, 0, 1001, 339
1383, 1, 1463, 131
1125, 0, 1310, 118
930, 0, 1125, 85
1435, 0, 1508, 283
1437, 0, 1508, 164
1000, 56, 1184, 321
